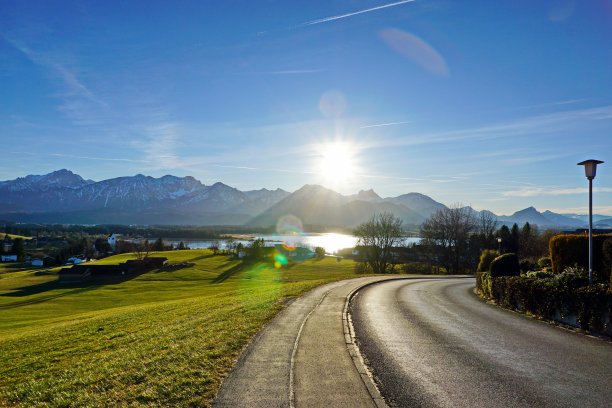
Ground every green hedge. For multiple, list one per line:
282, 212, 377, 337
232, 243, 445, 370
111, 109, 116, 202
489, 253, 520, 277
549, 234, 612, 283
476, 272, 611, 333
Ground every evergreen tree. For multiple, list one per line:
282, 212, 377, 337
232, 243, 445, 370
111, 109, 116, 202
12, 238, 25, 262
152, 237, 164, 251
509, 223, 520, 254
496, 225, 512, 254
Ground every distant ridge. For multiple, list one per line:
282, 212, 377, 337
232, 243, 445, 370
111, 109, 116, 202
0, 170, 600, 227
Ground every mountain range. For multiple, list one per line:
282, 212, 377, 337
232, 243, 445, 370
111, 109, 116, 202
0, 169, 609, 228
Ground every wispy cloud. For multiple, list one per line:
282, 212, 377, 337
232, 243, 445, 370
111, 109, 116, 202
258, 69, 324, 75
382, 105, 612, 147
503, 186, 612, 197
302, 0, 416, 26
5, 38, 103, 105
49, 153, 150, 163
360, 120, 412, 129
5, 37, 108, 125
132, 123, 183, 169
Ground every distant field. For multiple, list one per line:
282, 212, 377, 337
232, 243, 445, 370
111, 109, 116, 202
0, 250, 363, 407
0, 232, 32, 240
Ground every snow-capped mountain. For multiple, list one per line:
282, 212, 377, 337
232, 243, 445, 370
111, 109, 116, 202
0, 170, 289, 223
0, 170, 603, 227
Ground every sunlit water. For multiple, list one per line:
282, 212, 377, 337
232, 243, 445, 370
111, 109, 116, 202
169, 233, 420, 254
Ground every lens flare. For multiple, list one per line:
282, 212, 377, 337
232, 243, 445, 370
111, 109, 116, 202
274, 252, 289, 269
276, 214, 304, 251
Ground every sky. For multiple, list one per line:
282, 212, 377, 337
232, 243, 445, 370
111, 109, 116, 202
1, 0, 611, 216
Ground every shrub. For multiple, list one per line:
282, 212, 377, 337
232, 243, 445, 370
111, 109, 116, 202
477, 249, 499, 272
519, 259, 534, 273
524, 270, 553, 279
489, 253, 520, 277
537, 256, 552, 269
555, 265, 589, 288
476, 271, 492, 298
354, 261, 371, 274
549, 234, 612, 282
402, 262, 434, 274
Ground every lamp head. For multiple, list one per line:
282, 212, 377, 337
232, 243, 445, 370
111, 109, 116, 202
577, 159, 604, 180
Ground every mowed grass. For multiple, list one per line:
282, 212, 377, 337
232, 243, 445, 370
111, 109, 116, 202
0, 250, 362, 407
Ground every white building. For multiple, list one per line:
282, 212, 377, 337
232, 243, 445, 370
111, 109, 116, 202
107, 233, 117, 251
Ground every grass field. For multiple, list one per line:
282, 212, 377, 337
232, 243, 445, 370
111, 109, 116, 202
0, 250, 363, 407
0, 231, 32, 240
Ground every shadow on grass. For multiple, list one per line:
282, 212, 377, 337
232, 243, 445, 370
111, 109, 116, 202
211, 261, 252, 284
0, 273, 143, 309
186, 253, 219, 263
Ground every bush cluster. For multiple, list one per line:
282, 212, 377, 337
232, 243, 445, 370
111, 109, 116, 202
489, 253, 520, 277
477, 249, 499, 272
476, 272, 611, 334
549, 234, 612, 283
537, 256, 552, 269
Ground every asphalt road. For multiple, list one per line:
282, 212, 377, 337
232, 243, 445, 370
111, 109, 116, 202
350, 278, 612, 408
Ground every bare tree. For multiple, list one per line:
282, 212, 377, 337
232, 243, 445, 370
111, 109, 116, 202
134, 239, 150, 261
478, 211, 498, 246
354, 212, 404, 273
420, 205, 477, 274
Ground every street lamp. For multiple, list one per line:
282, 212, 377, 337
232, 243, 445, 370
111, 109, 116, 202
497, 237, 502, 254
577, 159, 604, 284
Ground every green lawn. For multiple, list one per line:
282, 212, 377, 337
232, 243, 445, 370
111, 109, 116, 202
0, 250, 362, 407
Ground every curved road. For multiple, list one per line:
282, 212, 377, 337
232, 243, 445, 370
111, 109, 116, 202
350, 278, 612, 408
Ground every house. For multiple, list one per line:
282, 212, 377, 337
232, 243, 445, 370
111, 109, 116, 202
58, 256, 168, 282
2, 236, 13, 253
1, 255, 17, 262
31, 258, 44, 267
274, 245, 315, 262
107, 233, 117, 251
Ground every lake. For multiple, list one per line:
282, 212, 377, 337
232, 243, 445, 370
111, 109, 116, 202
169, 233, 421, 254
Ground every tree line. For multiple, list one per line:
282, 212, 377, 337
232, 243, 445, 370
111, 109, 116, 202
354, 207, 557, 274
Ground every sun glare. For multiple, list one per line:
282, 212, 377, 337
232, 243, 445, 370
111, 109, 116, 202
317, 142, 357, 185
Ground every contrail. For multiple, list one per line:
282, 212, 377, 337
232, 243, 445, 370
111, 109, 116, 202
258, 0, 416, 35
360, 120, 412, 129
303, 0, 416, 26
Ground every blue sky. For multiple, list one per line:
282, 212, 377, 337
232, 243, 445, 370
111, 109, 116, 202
1, 0, 611, 215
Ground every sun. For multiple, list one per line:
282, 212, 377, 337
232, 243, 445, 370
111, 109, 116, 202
317, 141, 357, 185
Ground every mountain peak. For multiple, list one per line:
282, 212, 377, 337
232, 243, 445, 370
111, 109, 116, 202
353, 189, 382, 202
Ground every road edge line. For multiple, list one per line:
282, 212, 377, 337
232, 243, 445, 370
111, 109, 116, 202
343, 277, 402, 408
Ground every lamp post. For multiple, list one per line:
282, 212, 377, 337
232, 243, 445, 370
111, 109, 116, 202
577, 159, 604, 284
497, 237, 502, 254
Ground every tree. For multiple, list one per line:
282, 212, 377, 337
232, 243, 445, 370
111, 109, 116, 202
354, 212, 404, 274
134, 240, 150, 261
152, 237, 164, 252
496, 225, 511, 254
509, 223, 520, 254
177, 241, 186, 250
519, 222, 539, 260
314, 246, 325, 259
477, 211, 498, 249
12, 238, 25, 262
420, 205, 478, 274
